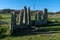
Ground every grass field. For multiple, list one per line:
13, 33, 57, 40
0, 13, 11, 39
0, 13, 60, 40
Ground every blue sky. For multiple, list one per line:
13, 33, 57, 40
0, 0, 60, 12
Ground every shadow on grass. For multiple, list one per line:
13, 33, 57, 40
0, 35, 7, 39
32, 20, 60, 27
11, 21, 60, 37
11, 26, 60, 37
1, 20, 60, 38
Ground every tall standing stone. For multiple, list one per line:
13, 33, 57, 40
23, 6, 28, 27
42, 8, 48, 24
19, 9, 24, 29
10, 11, 16, 34
38, 11, 42, 25
41, 11, 43, 25
35, 12, 38, 26
20, 6, 28, 29
27, 7, 32, 27
20, 6, 32, 29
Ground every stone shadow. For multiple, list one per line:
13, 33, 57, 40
11, 20, 60, 37
0, 21, 8, 25
11, 25, 60, 37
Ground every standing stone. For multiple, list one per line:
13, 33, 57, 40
19, 9, 24, 30
10, 11, 16, 34
20, 6, 28, 29
20, 6, 32, 29
42, 8, 48, 24
41, 11, 43, 25
23, 6, 28, 27
38, 11, 42, 25
35, 12, 38, 26
16, 12, 20, 25
27, 7, 32, 27
18, 11, 20, 25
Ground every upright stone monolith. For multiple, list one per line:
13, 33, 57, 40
10, 11, 16, 34
20, 6, 28, 29
35, 12, 38, 26
27, 7, 32, 27
23, 6, 28, 27
43, 8, 48, 24
19, 9, 24, 29
20, 6, 32, 29
38, 11, 42, 25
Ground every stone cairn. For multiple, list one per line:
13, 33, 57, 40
10, 6, 48, 34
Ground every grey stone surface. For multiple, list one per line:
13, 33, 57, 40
20, 6, 32, 29
42, 8, 48, 24
10, 11, 16, 34
23, 6, 28, 27
35, 12, 38, 25
19, 10, 24, 29
38, 11, 42, 25
27, 7, 32, 27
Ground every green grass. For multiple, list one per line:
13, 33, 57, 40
31, 16, 35, 20
0, 13, 11, 38
1, 13, 60, 40
0, 34, 60, 40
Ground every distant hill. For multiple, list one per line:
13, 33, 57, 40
0, 9, 60, 15
0, 9, 20, 13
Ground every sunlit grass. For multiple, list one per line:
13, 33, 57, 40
1, 13, 60, 40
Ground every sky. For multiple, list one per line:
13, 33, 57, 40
0, 0, 60, 12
